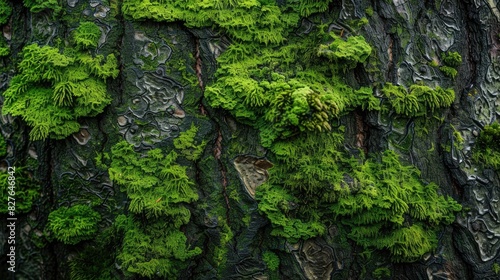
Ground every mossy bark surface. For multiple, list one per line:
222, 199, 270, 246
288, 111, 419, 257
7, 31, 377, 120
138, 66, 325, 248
1, 0, 500, 279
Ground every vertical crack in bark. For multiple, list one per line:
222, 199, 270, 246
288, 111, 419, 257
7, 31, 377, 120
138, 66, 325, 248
354, 112, 368, 154
461, 0, 482, 88
195, 38, 204, 91
194, 37, 207, 116
387, 35, 395, 82
44, 140, 58, 279
214, 127, 230, 224
192, 35, 228, 222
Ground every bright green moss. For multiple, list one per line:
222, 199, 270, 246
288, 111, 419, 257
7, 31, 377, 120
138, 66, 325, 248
173, 123, 207, 161
439, 66, 458, 79
473, 122, 500, 170
438, 51, 461, 78
108, 141, 198, 218
441, 51, 462, 67
257, 143, 461, 261
73, 22, 102, 49
115, 215, 202, 278
317, 33, 372, 68
23, 0, 61, 13
262, 251, 280, 271
108, 141, 201, 278
122, 0, 332, 44
205, 32, 376, 147
46, 204, 101, 245
2, 24, 119, 140
331, 150, 461, 262
382, 82, 455, 117
0, 47, 9, 57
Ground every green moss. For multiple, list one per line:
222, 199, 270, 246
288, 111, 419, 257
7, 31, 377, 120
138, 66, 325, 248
429, 60, 439, 67
213, 215, 234, 270
365, 7, 374, 17
493, 263, 500, 275
0, 133, 5, 157
262, 251, 280, 271
108, 141, 198, 217
439, 65, 458, 79
452, 125, 464, 150
441, 51, 462, 67
2, 30, 119, 140
257, 141, 461, 261
173, 123, 207, 161
46, 204, 101, 245
317, 33, 372, 68
23, 0, 61, 13
122, 0, 332, 44
73, 22, 102, 49
330, 150, 461, 262
205, 29, 376, 147
115, 215, 202, 278
256, 133, 346, 241
476, 122, 500, 151
0, 47, 9, 57
372, 267, 391, 279
0, 0, 11, 25
108, 141, 202, 278
473, 122, 500, 170
0, 167, 40, 214
437, 51, 461, 78
382, 82, 455, 117
69, 225, 121, 280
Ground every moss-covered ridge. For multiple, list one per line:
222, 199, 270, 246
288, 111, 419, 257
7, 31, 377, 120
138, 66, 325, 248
122, 0, 332, 44
2, 22, 119, 140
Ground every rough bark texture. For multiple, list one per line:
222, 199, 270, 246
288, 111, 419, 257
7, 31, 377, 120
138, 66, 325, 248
1, 0, 500, 279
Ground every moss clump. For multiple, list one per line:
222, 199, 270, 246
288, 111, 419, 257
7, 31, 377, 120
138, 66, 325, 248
107, 141, 201, 278
73, 22, 102, 49
365, 7, 374, 17
382, 82, 455, 117
441, 51, 462, 67
331, 150, 461, 262
122, 0, 332, 44
205, 29, 377, 147
46, 204, 101, 245
108, 141, 198, 217
493, 263, 500, 275
0, 167, 40, 214
317, 33, 372, 69
437, 51, 461, 79
439, 66, 457, 79
23, 0, 61, 13
476, 122, 500, 151
115, 215, 202, 278
473, 122, 500, 170
2, 22, 119, 140
262, 251, 280, 271
173, 123, 207, 161
69, 226, 121, 280
257, 139, 461, 261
